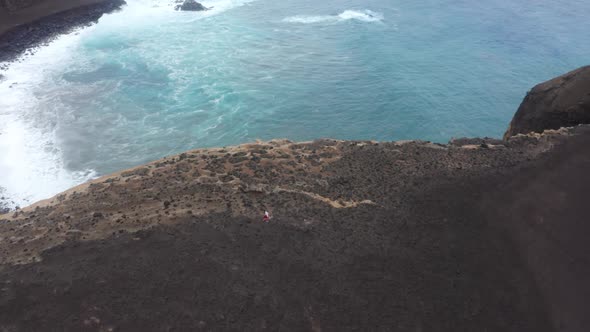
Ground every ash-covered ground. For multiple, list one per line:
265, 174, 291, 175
1, 126, 588, 331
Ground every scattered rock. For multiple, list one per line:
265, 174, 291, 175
240, 183, 268, 193
449, 137, 504, 147
175, 0, 209, 11
121, 167, 149, 177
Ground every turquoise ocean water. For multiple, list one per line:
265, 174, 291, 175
0, 0, 589, 206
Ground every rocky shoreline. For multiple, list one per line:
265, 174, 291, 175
0, 0, 125, 66
0, 4, 589, 328
0, 0, 126, 212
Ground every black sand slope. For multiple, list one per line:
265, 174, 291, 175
0, 126, 588, 331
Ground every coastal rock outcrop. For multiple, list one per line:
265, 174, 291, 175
175, 0, 207, 11
0, 0, 126, 63
504, 66, 590, 139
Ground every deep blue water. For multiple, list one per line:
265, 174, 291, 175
1, 0, 589, 205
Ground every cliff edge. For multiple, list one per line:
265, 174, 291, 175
0, 67, 589, 331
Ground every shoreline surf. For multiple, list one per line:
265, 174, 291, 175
0, 0, 258, 209
0, 0, 127, 211
1, 0, 589, 212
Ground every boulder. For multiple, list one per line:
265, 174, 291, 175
504, 66, 590, 139
175, 0, 207, 11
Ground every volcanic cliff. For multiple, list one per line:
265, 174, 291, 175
0, 67, 589, 331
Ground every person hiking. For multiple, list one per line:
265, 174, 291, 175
263, 211, 271, 222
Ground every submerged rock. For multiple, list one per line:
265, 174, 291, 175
505, 65, 590, 139
175, 0, 208, 11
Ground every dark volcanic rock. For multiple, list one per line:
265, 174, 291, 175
1, 128, 590, 330
449, 137, 504, 147
175, 0, 207, 11
504, 66, 590, 139
0, 0, 126, 64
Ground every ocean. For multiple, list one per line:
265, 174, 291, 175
0, 0, 589, 207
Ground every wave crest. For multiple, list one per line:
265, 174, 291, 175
283, 10, 383, 24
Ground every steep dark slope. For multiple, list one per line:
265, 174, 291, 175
0, 128, 587, 331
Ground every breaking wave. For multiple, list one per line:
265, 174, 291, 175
283, 10, 383, 24
0, 0, 257, 208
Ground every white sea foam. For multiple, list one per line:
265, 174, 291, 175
0, 27, 98, 208
0, 0, 256, 208
283, 10, 383, 24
